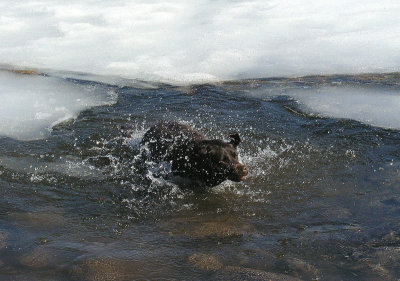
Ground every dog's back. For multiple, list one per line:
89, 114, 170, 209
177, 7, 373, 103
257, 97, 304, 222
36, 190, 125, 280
141, 122, 205, 161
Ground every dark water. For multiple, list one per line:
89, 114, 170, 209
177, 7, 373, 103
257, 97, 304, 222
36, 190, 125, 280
1, 74, 400, 280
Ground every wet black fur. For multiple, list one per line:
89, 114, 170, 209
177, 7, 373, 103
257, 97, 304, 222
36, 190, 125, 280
141, 122, 247, 187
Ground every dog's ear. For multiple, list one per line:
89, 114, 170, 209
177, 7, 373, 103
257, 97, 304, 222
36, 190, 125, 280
229, 133, 241, 148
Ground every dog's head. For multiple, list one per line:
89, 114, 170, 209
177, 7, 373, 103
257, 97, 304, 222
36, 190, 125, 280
188, 133, 248, 186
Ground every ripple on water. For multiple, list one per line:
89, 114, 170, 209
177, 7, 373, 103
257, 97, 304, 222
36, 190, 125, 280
0, 230, 8, 250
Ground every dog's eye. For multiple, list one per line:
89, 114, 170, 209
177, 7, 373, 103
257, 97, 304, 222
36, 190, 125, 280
221, 156, 229, 163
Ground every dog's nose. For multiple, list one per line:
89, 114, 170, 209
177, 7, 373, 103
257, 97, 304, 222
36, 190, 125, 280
242, 165, 248, 176
236, 164, 248, 180
239, 164, 248, 177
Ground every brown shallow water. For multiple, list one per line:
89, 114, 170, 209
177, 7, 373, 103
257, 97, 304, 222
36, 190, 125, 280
1, 73, 400, 280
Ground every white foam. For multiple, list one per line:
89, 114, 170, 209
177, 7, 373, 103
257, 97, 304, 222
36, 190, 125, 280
0, 0, 399, 83
287, 86, 400, 130
0, 71, 116, 140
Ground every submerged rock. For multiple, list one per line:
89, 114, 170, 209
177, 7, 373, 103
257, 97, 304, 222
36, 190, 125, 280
189, 221, 247, 239
214, 266, 303, 281
19, 245, 81, 271
71, 258, 128, 281
9, 211, 65, 229
20, 246, 60, 269
70, 258, 166, 281
237, 249, 277, 270
161, 215, 255, 240
189, 253, 223, 271
187, 251, 305, 280
277, 257, 320, 279
354, 247, 400, 281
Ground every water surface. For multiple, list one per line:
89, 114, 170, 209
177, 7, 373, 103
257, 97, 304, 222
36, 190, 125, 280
1, 73, 400, 280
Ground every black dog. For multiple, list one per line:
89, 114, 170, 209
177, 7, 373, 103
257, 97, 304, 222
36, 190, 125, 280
141, 122, 248, 187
